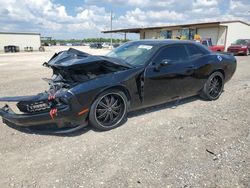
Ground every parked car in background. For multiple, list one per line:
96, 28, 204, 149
90, 43, 102, 49
4, 45, 20, 53
72, 42, 83, 46
102, 43, 110, 48
227, 39, 250, 56
201, 38, 225, 52
24, 47, 33, 52
0, 40, 236, 133
112, 43, 120, 48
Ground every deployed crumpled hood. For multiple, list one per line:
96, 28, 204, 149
0, 48, 132, 103
46, 48, 132, 68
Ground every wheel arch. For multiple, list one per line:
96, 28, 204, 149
91, 85, 132, 109
106, 85, 131, 103
210, 69, 225, 79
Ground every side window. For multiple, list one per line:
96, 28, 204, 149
153, 45, 188, 64
187, 44, 205, 59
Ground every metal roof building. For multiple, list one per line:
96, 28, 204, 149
0, 32, 41, 52
102, 20, 250, 49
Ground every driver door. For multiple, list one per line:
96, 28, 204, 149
143, 45, 197, 107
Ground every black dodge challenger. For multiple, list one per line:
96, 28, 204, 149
0, 40, 236, 133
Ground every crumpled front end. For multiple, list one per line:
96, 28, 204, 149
0, 48, 131, 132
0, 89, 89, 132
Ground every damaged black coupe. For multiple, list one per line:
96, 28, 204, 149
0, 40, 236, 132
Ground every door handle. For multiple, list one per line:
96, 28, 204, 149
187, 65, 195, 69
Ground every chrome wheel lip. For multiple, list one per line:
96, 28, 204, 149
94, 92, 127, 128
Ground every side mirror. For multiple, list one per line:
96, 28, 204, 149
43, 62, 49, 67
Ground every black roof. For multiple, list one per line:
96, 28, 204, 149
126, 39, 211, 53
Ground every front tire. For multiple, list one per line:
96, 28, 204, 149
200, 72, 224, 101
89, 89, 128, 131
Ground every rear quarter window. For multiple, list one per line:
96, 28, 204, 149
186, 44, 209, 59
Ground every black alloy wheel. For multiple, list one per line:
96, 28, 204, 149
207, 76, 223, 98
89, 90, 128, 131
200, 72, 224, 101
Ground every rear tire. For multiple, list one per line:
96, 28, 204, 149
89, 89, 128, 131
246, 49, 250, 56
200, 72, 224, 101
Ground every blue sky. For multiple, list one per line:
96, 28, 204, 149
54, 0, 128, 16
0, 0, 249, 39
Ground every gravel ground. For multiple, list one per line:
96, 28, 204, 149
0, 47, 249, 188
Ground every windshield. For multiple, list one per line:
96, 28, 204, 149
233, 39, 248, 45
106, 42, 157, 66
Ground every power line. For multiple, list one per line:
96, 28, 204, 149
110, 10, 113, 49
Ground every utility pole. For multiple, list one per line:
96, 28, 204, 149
110, 10, 113, 49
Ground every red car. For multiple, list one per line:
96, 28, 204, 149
201, 38, 225, 52
227, 39, 250, 56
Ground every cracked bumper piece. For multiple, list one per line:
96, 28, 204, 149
0, 104, 89, 131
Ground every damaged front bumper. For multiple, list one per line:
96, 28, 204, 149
0, 91, 89, 133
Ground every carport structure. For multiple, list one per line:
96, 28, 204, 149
102, 20, 250, 49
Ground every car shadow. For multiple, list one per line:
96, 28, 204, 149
6, 95, 203, 137
6, 123, 92, 137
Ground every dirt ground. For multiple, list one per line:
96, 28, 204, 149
0, 46, 249, 188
